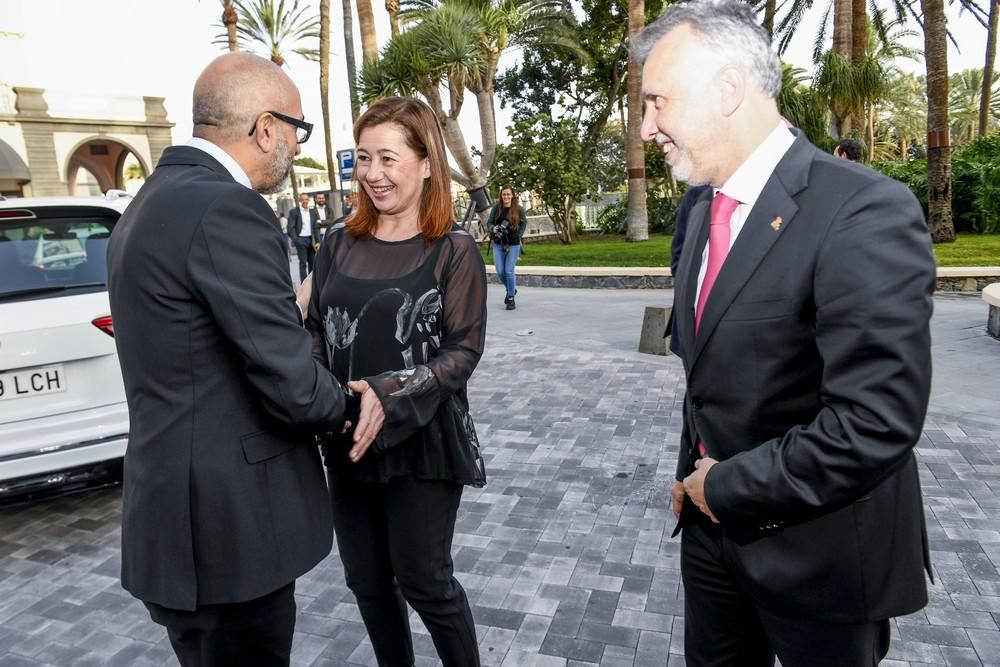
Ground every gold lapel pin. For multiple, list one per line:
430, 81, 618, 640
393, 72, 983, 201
770, 216, 783, 231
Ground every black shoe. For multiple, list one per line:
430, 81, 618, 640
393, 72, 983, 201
504, 295, 512, 305
506, 298, 516, 310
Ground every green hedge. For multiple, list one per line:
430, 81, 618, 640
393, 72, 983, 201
874, 134, 1000, 234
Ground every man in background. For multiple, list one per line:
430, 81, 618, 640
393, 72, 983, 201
287, 192, 318, 281
834, 137, 864, 162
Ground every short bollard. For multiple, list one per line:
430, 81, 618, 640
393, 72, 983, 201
984, 283, 1000, 340
639, 306, 672, 356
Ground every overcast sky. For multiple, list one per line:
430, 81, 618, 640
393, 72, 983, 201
0, 0, 990, 165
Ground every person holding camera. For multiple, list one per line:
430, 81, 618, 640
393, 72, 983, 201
487, 185, 525, 310
301, 96, 486, 667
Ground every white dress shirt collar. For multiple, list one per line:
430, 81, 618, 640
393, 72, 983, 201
186, 137, 253, 190
717, 122, 795, 207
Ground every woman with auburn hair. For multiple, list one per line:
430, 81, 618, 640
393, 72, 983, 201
486, 185, 525, 309
301, 96, 486, 666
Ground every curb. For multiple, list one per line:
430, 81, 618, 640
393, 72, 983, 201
486, 266, 1000, 293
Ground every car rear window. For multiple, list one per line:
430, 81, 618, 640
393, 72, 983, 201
1, 213, 116, 301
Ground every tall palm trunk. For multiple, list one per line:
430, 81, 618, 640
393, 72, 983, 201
625, 0, 648, 242
356, 0, 379, 63
342, 0, 360, 120
386, 0, 400, 38
320, 0, 343, 217
922, 0, 955, 243
763, 0, 777, 39
850, 0, 867, 133
222, 0, 239, 51
833, 0, 853, 137
981, 0, 999, 137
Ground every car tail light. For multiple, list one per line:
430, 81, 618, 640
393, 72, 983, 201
92, 315, 115, 337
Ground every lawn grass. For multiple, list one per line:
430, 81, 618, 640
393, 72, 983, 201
479, 233, 1000, 268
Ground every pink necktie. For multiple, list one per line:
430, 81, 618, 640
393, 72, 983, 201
695, 192, 739, 334
695, 192, 738, 458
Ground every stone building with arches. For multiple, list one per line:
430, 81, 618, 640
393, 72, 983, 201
0, 85, 172, 198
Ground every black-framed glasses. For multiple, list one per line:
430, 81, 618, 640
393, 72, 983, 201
248, 110, 313, 144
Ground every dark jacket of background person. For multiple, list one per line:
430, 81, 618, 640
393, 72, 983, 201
287, 204, 320, 243
668, 185, 711, 356
486, 202, 526, 246
107, 146, 345, 611
673, 132, 935, 622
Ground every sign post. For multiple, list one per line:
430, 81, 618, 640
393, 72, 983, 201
337, 149, 355, 186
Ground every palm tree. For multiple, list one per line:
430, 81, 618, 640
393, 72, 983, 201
387, 0, 402, 37
320, 0, 343, 217
343, 0, 361, 120
222, 0, 240, 50
876, 72, 926, 159
778, 63, 830, 145
232, 0, 321, 201
625, 0, 647, 242
361, 0, 577, 194
951, 68, 1000, 143
231, 0, 320, 67
982, 0, 999, 136
922, 0, 955, 242
357, 0, 379, 62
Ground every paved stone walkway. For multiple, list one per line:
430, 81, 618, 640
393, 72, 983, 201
0, 287, 997, 666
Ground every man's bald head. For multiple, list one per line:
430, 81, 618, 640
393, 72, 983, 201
192, 53, 297, 143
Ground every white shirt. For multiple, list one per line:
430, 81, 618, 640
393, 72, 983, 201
695, 123, 795, 306
297, 207, 313, 237
315, 206, 327, 221
186, 137, 252, 190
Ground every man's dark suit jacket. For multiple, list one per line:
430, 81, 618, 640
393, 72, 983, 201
668, 185, 711, 356
107, 146, 344, 611
673, 132, 935, 623
287, 205, 320, 243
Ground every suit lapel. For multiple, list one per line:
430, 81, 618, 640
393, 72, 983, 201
688, 134, 815, 370
676, 196, 711, 364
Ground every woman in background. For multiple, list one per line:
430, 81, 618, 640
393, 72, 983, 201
486, 185, 524, 310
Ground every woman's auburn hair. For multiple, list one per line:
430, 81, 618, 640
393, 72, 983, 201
346, 96, 454, 242
499, 185, 520, 230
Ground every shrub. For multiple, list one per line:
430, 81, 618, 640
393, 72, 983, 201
874, 133, 1000, 234
594, 189, 680, 235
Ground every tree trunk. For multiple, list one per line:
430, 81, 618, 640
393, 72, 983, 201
922, 0, 955, 243
866, 106, 875, 164
475, 90, 497, 182
851, 0, 866, 63
421, 85, 480, 189
981, 0, 999, 137
833, 0, 853, 137
386, 0, 400, 38
320, 0, 343, 217
763, 0, 776, 39
356, 0, 379, 63
342, 0, 360, 121
222, 1, 239, 51
289, 163, 300, 201
626, 0, 648, 242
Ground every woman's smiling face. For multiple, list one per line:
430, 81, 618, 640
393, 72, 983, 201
355, 122, 430, 219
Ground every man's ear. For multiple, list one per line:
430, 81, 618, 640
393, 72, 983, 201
253, 115, 275, 153
717, 64, 745, 118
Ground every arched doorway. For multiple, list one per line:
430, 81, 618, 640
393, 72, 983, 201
66, 138, 149, 196
0, 139, 30, 197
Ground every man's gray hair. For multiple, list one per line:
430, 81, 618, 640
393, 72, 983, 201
632, 0, 781, 99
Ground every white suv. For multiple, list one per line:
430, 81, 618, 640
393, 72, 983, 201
0, 194, 130, 502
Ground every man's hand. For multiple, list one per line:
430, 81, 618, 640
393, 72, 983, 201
296, 273, 312, 316
683, 458, 719, 523
346, 380, 385, 463
671, 480, 686, 519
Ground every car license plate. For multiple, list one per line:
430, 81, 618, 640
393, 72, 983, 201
0, 365, 67, 401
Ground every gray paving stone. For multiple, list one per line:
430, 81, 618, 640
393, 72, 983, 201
0, 289, 997, 666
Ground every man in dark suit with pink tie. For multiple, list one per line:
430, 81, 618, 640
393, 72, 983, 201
634, 1, 935, 665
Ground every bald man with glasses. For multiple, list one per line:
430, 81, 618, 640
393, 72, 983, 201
107, 53, 345, 667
